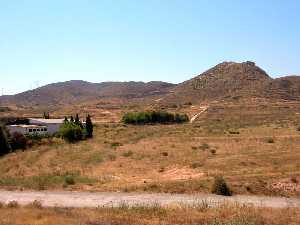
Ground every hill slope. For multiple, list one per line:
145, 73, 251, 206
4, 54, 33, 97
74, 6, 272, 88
1, 61, 299, 109
162, 61, 300, 104
0, 80, 175, 107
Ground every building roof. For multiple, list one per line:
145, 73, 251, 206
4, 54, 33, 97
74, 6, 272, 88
29, 118, 64, 124
8, 124, 47, 128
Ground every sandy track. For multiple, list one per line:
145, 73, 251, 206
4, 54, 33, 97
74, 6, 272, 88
0, 191, 299, 208
190, 106, 208, 123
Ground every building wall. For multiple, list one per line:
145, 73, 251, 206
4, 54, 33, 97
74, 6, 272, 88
29, 119, 63, 135
7, 126, 47, 136
7, 126, 27, 135
46, 124, 61, 135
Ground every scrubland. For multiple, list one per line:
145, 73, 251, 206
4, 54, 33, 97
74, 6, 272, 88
0, 120, 299, 197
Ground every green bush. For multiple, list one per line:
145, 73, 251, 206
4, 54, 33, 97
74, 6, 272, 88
0, 106, 11, 112
111, 142, 122, 148
199, 143, 210, 150
122, 111, 189, 125
211, 176, 232, 196
59, 122, 83, 142
122, 150, 133, 157
64, 175, 75, 185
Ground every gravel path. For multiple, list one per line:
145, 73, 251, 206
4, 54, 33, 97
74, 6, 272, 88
190, 106, 208, 123
0, 191, 299, 208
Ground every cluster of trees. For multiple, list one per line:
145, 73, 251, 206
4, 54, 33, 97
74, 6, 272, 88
0, 125, 27, 157
43, 112, 50, 119
59, 114, 93, 142
122, 111, 189, 125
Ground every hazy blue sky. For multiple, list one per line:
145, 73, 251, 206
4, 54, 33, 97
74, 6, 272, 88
0, 0, 299, 95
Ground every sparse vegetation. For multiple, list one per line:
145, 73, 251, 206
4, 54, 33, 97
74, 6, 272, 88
0, 106, 11, 112
122, 150, 133, 157
10, 132, 27, 150
0, 123, 299, 196
43, 112, 50, 119
228, 129, 240, 135
266, 137, 275, 143
85, 114, 94, 138
64, 175, 75, 185
6, 201, 19, 208
59, 122, 83, 142
0, 204, 299, 225
199, 143, 210, 150
111, 142, 122, 148
211, 176, 232, 196
0, 125, 11, 156
122, 111, 189, 124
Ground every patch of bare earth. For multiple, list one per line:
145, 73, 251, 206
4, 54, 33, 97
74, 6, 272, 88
161, 167, 204, 181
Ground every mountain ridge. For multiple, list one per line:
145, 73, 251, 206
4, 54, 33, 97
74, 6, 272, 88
1, 61, 299, 108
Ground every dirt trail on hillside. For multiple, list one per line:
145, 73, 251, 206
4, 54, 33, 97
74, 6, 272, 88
0, 191, 299, 208
190, 106, 208, 123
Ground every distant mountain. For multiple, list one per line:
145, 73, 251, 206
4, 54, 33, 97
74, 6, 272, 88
1, 61, 299, 109
162, 61, 300, 104
265, 76, 300, 101
0, 80, 175, 107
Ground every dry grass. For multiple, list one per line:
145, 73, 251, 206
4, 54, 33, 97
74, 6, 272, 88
0, 202, 299, 225
0, 101, 299, 196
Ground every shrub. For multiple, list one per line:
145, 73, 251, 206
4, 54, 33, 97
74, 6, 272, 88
7, 201, 19, 208
199, 143, 210, 150
64, 175, 75, 185
111, 142, 122, 148
161, 152, 168, 156
228, 129, 240, 134
122, 111, 189, 125
59, 123, 83, 142
27, 200, 43, 209
122, 150, 133, 157
210, 149, 217, 154
266, 137, 274, 143
0, 125, 11, 156
211, 176, 232, 196
297, 126, 300, 131
10, 132, 27, 150
0, 106, 11, 112
191, 162, 202, 168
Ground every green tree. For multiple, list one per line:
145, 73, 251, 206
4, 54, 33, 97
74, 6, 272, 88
43, 112, 50, 119
75, 114, 83, 128
59, 122, 83, 142
85, 114, 93, 138
64, 116, 69, 123
0, 125, 11, 156
70, 116, 74, 123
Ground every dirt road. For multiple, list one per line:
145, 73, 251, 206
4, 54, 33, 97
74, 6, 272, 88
0, 191, 299, 208
190, 106, 208, 123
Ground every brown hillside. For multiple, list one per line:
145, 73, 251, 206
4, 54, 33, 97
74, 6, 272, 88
0, 80, 175, 107
265, 76, 300, 100
162, 61, 273, 104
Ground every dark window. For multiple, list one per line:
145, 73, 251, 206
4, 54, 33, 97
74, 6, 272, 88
29, 129, 32, 132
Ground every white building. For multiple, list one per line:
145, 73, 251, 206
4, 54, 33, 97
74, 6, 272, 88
7, 124, 48, 135
28, 118, 64, 135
